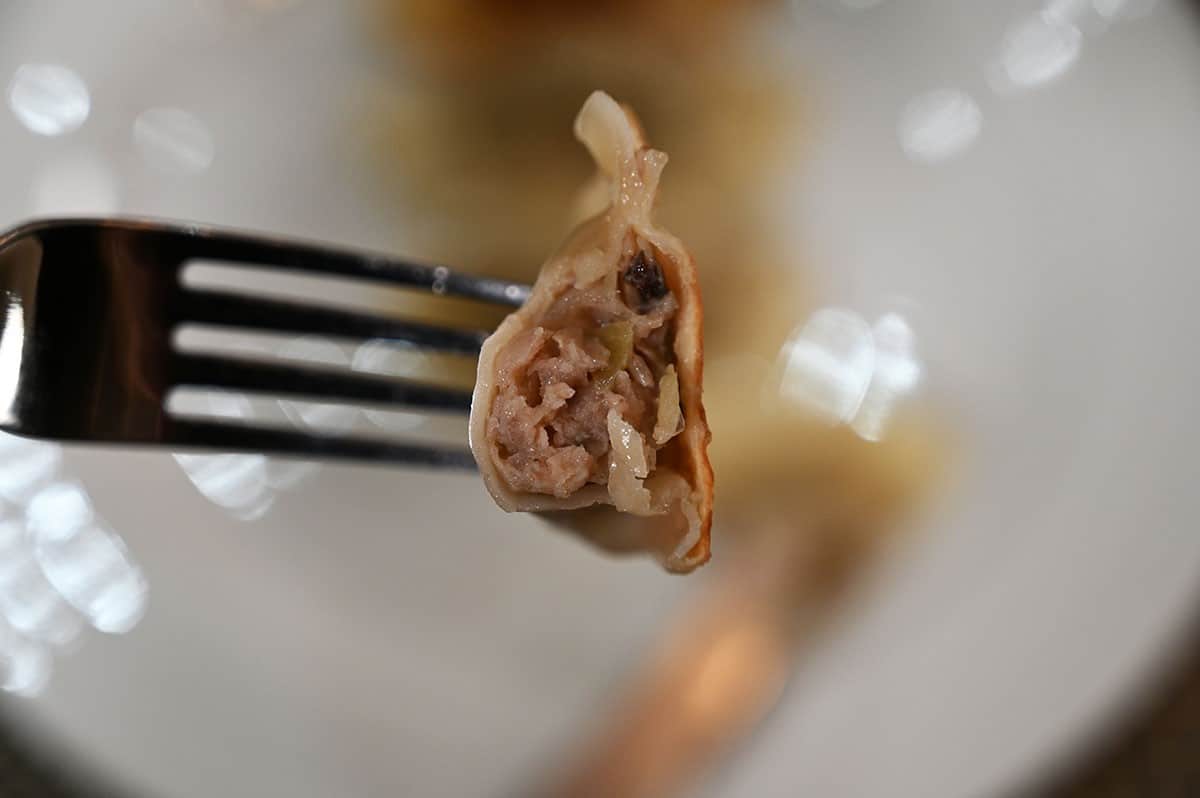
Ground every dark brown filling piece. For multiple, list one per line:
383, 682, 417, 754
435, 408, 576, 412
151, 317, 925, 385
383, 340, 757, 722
621, 250, 668, 311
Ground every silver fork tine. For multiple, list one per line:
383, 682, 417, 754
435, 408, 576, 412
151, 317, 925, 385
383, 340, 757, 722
177, 289, 489, 355
173, 223, 531, 306
172, 353, 473, 412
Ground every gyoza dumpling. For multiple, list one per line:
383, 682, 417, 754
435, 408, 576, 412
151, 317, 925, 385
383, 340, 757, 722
469, 91, 713, 573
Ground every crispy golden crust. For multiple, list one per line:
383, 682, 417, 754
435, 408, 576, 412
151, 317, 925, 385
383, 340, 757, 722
469, 91, 712, 572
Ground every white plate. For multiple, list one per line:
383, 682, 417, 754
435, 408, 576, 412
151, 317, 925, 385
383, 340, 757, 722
1, 2, 1199, 797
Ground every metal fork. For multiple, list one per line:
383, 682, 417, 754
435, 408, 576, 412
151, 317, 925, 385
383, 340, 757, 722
0, 218, 530, 468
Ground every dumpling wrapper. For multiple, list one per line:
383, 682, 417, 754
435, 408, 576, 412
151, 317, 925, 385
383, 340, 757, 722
469, 91, 713, 573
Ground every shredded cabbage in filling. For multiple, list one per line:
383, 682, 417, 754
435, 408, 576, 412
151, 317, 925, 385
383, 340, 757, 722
486, 244, 685, 508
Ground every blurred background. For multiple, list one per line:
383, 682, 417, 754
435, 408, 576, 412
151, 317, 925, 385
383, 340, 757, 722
0, 0, 1198, 796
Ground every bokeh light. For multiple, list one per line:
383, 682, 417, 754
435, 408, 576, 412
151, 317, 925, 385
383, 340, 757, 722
898, 89, 982, 164
134, 107, 215, 175
7, 64, 90, 137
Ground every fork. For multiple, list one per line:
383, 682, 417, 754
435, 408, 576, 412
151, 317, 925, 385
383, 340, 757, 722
0, 218, 530, 469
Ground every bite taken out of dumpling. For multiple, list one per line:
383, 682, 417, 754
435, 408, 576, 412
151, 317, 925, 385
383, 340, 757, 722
469, 91, 713, 573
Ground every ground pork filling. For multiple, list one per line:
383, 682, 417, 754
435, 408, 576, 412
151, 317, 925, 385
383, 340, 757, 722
487, 247, 684, 504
